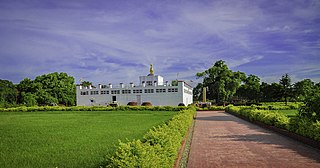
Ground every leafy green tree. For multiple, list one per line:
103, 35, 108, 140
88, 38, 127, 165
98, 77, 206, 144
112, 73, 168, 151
81, 81, 92, 87
196, 60, 246, 104
279, 73, 292, 104
293, 79, 314, 101
236, 74, 260, 102
34, 72, 76, 106
193, 83, 203, 101
21, 92, 37, 106
17, 72, 76, 106
171, 80, 178, 86
260, 82, 282, 102
17, 78, 42, 104
299, 91, 320, 121
0, 79, 18, 107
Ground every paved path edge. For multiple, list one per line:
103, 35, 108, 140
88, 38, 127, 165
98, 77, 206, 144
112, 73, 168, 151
174, 119, 196, 168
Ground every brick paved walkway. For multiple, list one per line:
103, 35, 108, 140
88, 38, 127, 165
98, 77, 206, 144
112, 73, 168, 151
187, 111, 320, 168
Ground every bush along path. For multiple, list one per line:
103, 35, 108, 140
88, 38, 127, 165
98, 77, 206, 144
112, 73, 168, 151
225, 106, 320, 143
104, 108, 196, 168
187, 111, 320, 168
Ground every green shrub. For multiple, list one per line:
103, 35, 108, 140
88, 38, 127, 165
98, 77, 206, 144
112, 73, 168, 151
141, 102, 152, 106
196, 106, 225, 111
226, 105, 319, 142
127, 102, 138, 106
0, 105, 188, 112
288, 117, 320, 141
226, 106, 289, 129
106, 108, 196, 168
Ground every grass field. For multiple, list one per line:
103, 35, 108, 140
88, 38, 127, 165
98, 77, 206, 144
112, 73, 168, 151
274, 109, 298, 117
0, 111, 176, 168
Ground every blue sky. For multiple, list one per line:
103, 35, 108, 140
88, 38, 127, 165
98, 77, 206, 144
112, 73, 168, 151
0, 0, 319, 86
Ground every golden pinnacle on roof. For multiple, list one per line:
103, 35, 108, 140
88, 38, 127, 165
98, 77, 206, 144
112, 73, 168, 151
150, 64, 154, 75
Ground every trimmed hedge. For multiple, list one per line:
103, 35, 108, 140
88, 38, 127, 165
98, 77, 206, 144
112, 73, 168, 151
196, 106, 225, 111
105, 108, 196, 168
141, 102, 152, 106
0, 106, 187, 112
225, 106, 289, 129
288, 117, 320, 141
225, 105, 320, 142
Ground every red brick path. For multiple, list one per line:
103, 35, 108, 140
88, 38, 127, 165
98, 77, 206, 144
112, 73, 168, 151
187, 111, 320, 168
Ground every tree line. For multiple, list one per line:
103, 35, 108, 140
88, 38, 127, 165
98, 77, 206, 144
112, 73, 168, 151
194, 60, 320, 105
0, 72, 76, 107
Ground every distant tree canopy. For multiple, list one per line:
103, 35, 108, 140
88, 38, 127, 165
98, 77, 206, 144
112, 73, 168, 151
194, 60, 320, 105
196, 60, 246, 104
0, 72, 76, 107
0, 79, 18, 107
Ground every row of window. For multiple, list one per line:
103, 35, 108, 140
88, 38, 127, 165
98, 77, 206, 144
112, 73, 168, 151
80, 88, 178, 95
168, 88, 178, 92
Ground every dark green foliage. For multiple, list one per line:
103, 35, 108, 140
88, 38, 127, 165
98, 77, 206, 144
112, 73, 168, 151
141, 102, 152, 106
279, 73, 292, 104
0, 79, 18, 107
293, 79, 314, 101
178, 103, 185, 106
226, 105, 320, 142
299, 93, 320, 121
196, 60, 246, 103
16, 72, 76, 106
106, 108, 196, 167
80, 80, 92, 87
226, 106, 289, 129
171, 80, 178, 86
288, 117, 320, 141
235, 75, 260, 102
0, 105, 188, 112
196, 106, 225, 111
260, 82, 283, 102
127, 102, 138, 106
193, 83, 203, 101
20, 92, 37, 106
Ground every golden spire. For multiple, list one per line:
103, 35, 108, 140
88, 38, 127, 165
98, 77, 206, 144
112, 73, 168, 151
150, 64, 154, 75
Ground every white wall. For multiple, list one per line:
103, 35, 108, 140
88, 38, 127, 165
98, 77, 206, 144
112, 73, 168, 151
76, 82, 192, 106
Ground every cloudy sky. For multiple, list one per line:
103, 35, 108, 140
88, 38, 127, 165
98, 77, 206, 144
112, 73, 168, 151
0, 0, 319, 85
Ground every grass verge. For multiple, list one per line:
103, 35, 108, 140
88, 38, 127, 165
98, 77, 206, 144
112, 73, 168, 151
0, 111, 175, 168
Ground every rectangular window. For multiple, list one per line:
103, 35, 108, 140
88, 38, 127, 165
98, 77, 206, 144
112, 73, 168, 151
111, 90, 120, 94
156, 88, 166, 93
168, 88, 178, 93
101, 90, 109, 94
122, 90, 131, 94
133, 89, 142, 94
80, 91, 89, 95
90, 91, 99, 95
101, 85, 107, 89
146, 81, 153, 86
144, 89, 154, 93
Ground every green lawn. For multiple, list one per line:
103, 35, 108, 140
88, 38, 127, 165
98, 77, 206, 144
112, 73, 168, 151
274, 109, 298, 117
0, 111, 175, 168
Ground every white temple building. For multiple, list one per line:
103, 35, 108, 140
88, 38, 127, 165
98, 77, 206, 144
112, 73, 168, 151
76, 65, 193, 106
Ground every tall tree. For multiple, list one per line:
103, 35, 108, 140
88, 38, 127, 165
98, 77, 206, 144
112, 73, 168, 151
236, 74, 261, 102
193, 83, 203, 101
17, 72, 76, 106
196, 60, 246, 104
260, 82, 282, 102
279, 73, 292, 105
0, 79, 18, 107
293, 79, 314, 101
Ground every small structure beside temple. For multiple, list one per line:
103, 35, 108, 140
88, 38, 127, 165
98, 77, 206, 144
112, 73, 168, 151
76, 65, 193, 106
